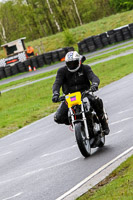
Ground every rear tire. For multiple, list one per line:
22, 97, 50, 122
75, 123, 91, 157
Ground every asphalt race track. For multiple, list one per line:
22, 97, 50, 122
0, 73, 133, 200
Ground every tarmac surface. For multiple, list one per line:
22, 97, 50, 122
0, 73, 133, 200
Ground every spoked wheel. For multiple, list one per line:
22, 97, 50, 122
98, 132, 105, 147
75, 122, 91, 157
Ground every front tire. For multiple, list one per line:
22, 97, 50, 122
75, 122, 91, 157
98, 133, 105, 147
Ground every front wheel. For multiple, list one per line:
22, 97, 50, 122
98, 133, 105, 147
75, 122, 91, 158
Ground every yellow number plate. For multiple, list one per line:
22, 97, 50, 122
66, 92, 82, 108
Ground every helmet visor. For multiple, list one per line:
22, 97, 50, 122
66, 60, 79, 70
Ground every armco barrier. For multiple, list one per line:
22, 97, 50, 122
78, 23, 133, 54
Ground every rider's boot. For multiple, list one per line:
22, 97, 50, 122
99, 114, 110, 135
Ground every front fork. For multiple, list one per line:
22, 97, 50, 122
69, 103, 90, 139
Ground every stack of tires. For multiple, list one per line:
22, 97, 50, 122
78, 40, 88, 54
30, 57, 38, 69
65, 46, 74, 52
57, 48, 67, 60
100, 33, 110, 46
128, 23, 133, 37
121, 27, 131, 40
36, 54, 45, 68
43, 52, 52, 65
10, 64, 19, 75
51, 50, 59, 63
17, 62, 26, 73
93, 35, 103, 49
114, 29, 124, 42
0, 67, 6, 79
23, 59, 32, 71
107, 30, 117, 44
4, 65, 12, 77
85, 37, 96, 52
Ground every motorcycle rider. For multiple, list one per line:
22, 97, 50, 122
52, 51, 110, 135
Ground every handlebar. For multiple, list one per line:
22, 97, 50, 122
57, 90, 93, 102
58, 95, 65, 102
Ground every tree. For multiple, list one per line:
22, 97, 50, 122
46, 0, 61, 32
72, 0, 82, 25
109, 0, 133, 12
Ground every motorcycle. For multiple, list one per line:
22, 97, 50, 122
58, 90, 106, 158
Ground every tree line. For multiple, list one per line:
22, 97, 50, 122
0, 0, 133, 46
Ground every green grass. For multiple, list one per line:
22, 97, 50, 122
0, 69, 58, 91
0, 53, 133, 138
0, 10, 133, 58
77, 155, 133, 200
0, 77, 59, 137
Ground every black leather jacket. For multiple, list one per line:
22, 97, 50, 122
52, 64, 100, 95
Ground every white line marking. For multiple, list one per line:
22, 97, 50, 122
41, 145, 77, 157
118, 108, 133, 114
10, 131, 51, 146
56, 146, 133, 200
109, 117, 133, 125
45, 157, 80, 170
2, 192, 23, 200
109, 130, 123, 136
0, 151, 12, 157
0, 157, 80, 185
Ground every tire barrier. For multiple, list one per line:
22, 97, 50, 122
121, 27, 131, 40
10, 64, 19, 75
51, 50, 59, 62
0, 67, 6, 79
23, 59, 32, 71
31, 57, 38, 69
100, 33, 110, 46
129, 23, 133, 37
43, 52, 52, 65
0, 46, 75, 80
36, 54, 45, 68
17, 62, 26, 73
57, 48, 67, 60
78, 23, 133, 54
4, 65, 12, 77
115, 29, 124, 42
107, 29, 117, 44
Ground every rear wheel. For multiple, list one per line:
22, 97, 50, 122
75, 122, 91, 157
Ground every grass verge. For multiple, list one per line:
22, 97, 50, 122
77, 155, 133, 200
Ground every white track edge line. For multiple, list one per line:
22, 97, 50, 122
56, 146, 133, 200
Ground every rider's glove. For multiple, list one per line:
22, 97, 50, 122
90, 82, 98, 92
52, 92, 59, 103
